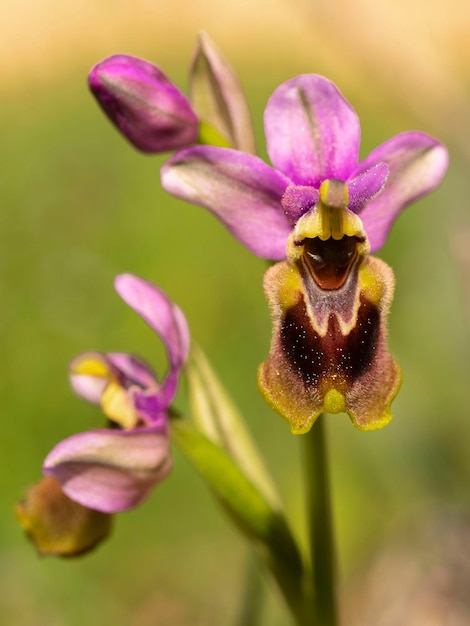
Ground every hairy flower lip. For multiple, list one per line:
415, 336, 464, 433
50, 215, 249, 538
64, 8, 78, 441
258, 253, 401, 433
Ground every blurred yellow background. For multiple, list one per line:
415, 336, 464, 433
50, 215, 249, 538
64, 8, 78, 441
2, 1, 470, 624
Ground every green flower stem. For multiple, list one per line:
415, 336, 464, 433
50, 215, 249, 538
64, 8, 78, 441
235, 557, 264, 626
304, 415, 338, 626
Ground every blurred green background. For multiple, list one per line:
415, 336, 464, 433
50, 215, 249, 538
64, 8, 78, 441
2, 1, 470, 624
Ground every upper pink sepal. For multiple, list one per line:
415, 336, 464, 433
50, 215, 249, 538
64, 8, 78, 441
162, 146, 293, 259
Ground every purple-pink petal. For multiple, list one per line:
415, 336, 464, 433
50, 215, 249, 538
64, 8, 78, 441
264, 75, 360, 187
281, 185, 319, 224
161, 145, 292, 260
114, 274, 190, 406
107, 353, 157, 390
69, 352, 158, 406
43, 426, 171, 513
89, 54, 199, 154
347, 163, 389, 214
132, 389, 168, 427
356, 131, 449, 252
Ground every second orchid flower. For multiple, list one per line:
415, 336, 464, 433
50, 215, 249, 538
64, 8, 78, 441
43, 273, 190, 514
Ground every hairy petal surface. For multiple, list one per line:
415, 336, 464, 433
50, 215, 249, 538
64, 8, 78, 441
357, 131, 449, 252
43, 427, 172, 513
115, 274, 190, 406
264, 75, 360, 186
347, 163, 389, 214
89, 55, 198, 153
281, 185, 319, 225
258, 255, 401, 433
162, 146, 293, 259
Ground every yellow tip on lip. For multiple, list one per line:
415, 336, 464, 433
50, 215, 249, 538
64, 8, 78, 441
323, 388, 346, 414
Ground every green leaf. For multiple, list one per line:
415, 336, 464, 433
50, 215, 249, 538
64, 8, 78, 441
189, 32, 256, 153
186, 345, 281, 510
170, 417, 308, 622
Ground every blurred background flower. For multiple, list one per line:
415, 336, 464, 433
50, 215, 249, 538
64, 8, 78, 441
2, 0, 470, 624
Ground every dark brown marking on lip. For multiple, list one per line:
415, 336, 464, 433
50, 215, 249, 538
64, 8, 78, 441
280, 293, 379, 387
